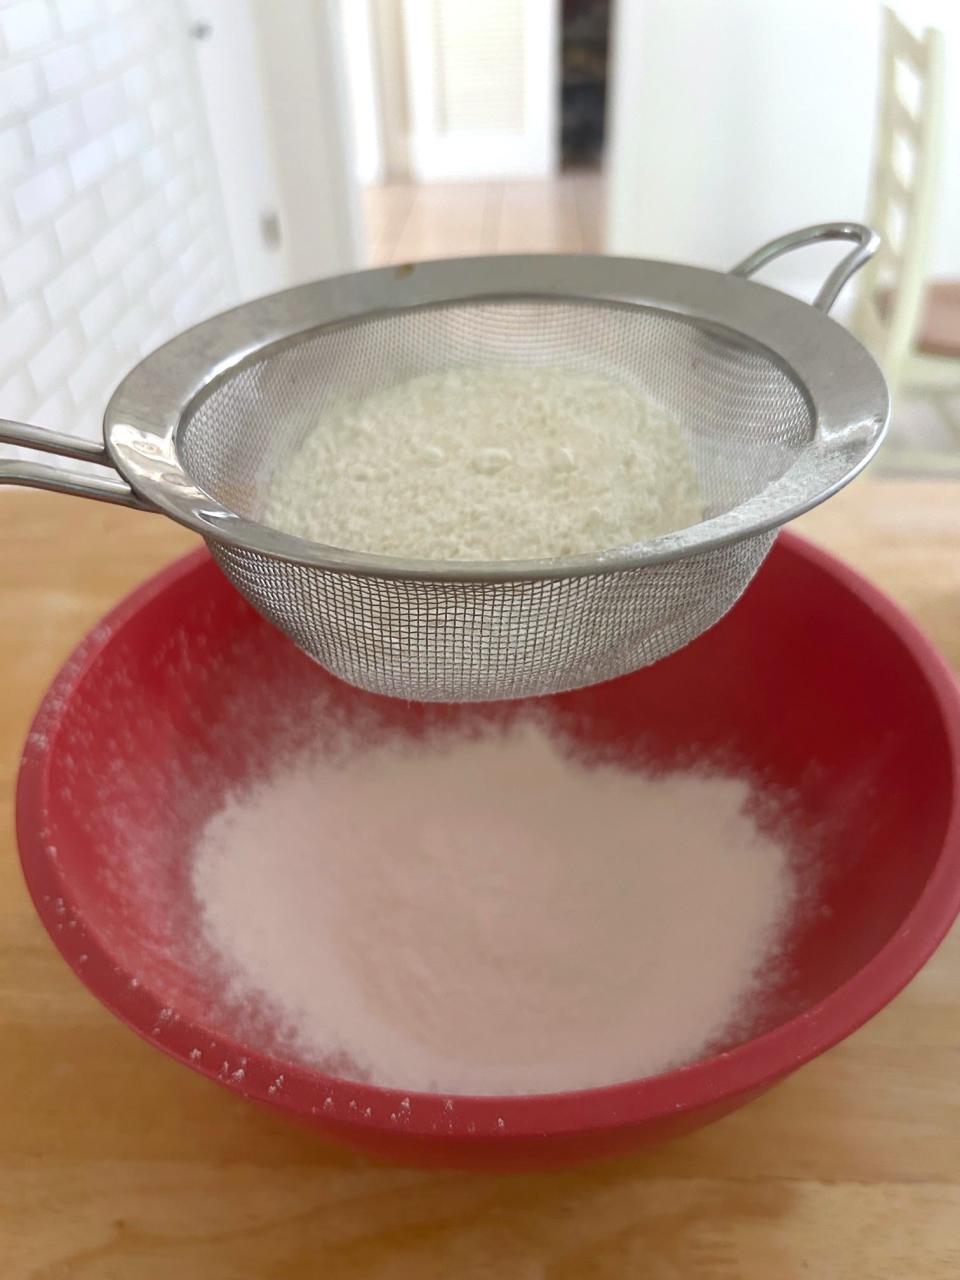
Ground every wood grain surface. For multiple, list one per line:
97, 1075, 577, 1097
2, 480, 960, 1279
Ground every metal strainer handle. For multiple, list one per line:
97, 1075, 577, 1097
731, 222, 880, 313
1, 222, 880, 518
0, 418, 150, 509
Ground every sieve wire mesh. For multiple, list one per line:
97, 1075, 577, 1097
177, 299, 812, 701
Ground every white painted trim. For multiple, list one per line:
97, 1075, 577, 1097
183, 0, 289, 301
371, 0, 412, 180
251, 0, 362, 282
400, 0, 438, 178
339, 0, 385, 185
525, 0, 560, 177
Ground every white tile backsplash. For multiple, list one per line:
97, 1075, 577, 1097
0, 60, 42, 121
1, 227, 57, 298
90, 23, 128, 73
90, 220, 129, 274
119, 243, 157, 296
121, 61, 152, 104
52, 188, 99, 254
79, 78, 124, 131
57, 0, 101, 37
0, 298, 46, 367
41, 254, 96, 314
0, 0, 234, 446
67, 340, 117, 405
41, 42, 91, 94
77, 277, 122, 343
27, 97, 82, 155
1, 368, 33, 418
13, 163, 70, 224
0, 1, 55, 55
108, 114, 146, 160
0, 125, 25, 181
28, 324, 81, 393
65, 133, 111, 189
99, 162, 137, 218
34, 384, 75, 429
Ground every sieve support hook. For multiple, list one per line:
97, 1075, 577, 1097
731, 223, 880, 313
0, 418, 152, 511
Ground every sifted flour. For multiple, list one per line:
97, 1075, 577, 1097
191, 719, 796, 1095
262, 365, 701, 560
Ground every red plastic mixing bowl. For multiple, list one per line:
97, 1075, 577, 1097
16, 532, 960, 1171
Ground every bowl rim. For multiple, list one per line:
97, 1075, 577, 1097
15, 531, 960, 1142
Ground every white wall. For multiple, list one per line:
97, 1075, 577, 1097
0, 0, 235, 445
606, 0, 960, 302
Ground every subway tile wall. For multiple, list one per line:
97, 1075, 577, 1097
0, 0, 235, 447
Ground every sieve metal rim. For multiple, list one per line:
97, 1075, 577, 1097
101, 251, 888, 583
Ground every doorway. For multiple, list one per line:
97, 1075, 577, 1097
560, 0, 611, 171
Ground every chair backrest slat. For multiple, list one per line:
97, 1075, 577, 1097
850, 6, 945, 399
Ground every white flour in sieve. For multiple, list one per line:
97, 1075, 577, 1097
191, 719, 796, 1095
262, 365, 701, 559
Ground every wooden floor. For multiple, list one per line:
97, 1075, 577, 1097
361, 174, 605, 266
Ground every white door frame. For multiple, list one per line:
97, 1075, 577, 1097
186, 0, 361, 294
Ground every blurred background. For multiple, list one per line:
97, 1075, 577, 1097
0, 0, 957, 469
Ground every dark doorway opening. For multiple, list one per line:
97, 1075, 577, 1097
560, 0, 611, 169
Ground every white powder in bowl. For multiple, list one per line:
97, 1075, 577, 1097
191, 719, 796, 1095
262, 365, 702, 560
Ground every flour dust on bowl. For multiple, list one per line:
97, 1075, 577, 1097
190, 716, 799, 1099
1, 223, 887, 700
17, 532, 960, 1170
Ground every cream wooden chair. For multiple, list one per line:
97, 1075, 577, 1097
850, 7, 960, 463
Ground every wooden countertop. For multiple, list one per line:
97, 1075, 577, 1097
2, 481, 960, 1278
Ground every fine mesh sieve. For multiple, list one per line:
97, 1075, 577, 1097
0, 223, 889, 702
